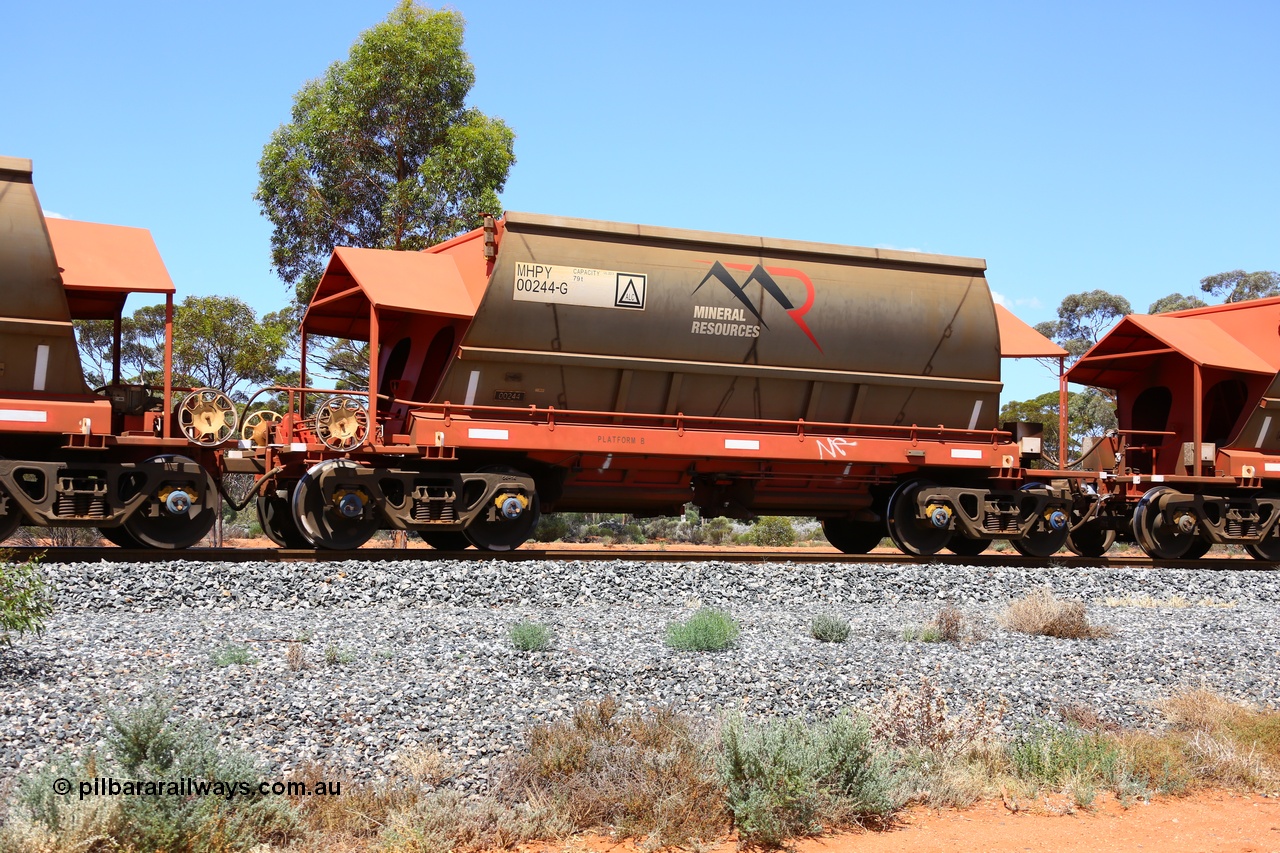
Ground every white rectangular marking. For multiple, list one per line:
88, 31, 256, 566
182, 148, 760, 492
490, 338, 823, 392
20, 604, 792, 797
289, 442, 308, 452
0, 408, 47, 423
967, 399, 982, 430
1266, 462, 1280, 472
513, 263, 646, 310
226, 450, 245, 459
1259, 416, 1273, 448
950, 448, 983, 459
464, 370, 480, 406
32, 344, 49, 391
468, 428, 509, 441
1152, 474, 1165, 482
725, 439, 760, 450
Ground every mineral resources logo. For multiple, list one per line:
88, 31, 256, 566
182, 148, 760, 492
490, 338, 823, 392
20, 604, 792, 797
690, 261, 821, 351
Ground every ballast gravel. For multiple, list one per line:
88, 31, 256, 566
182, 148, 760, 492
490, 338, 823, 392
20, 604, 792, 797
1, 556, 1278, 790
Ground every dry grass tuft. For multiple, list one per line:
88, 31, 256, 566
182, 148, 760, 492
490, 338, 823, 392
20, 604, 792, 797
505, 698, 725, 847
1001, 587, 1114, 639
1059, 703, 1120, 733
934, 605, 967, 642
286, 640, 308, 671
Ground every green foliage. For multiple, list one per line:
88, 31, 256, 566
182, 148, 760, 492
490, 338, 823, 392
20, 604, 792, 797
1200, 269, 1280, 303
256, 1, 516, 306
1148, 292, 1209, 313
1033, 289, 1133, 364
902, 624, 943, 643
0, 553, 54, 648
665, 608, 740, 651
324, 645, 356, 666
999, 387, 1118, 466
1007, 723, 1123, 788
703, 517, 734, 545
532, 513, 578, 543
509, 621, 552, 652
719, 713, 895, 846
73, 296, 293, 400
9, 697, 298, 851
209, 643, 258, 667
809, 613, 851, 643
746, 516, 796, 547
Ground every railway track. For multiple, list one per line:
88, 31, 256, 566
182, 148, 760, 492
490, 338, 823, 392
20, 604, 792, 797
4, 545, 1276, 570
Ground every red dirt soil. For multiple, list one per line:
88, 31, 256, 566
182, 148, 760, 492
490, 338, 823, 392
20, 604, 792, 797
528, 791, 1279, 853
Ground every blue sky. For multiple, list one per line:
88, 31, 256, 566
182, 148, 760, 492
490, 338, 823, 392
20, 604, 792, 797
7, 1, 1277, 402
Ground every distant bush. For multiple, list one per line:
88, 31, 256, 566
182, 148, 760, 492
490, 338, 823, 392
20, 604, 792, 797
509, 621, 553, 652
719, 713, 896, 846
810, 613, 851, 643
665, 608, 740, 651
703, 517, 734, 545
746, 516, 796, 547
0, 552, 54, 649
1001, 587, 1114, 639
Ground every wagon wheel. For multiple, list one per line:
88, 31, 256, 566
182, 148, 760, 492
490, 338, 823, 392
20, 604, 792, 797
821, 518, 885, 555
1132, 486, 1195, 560
98, 525, 143, 548
291, 459, 380, 550
1010, 484, 1070, 558
886, 479, 952, 557
1181, 537, 1213, 560
315, 397, 370, 452
463, 467, 540, 552
178, 388, 238, 447
0, 483, 25, 543
418, 531, 473, 551
1065, 525, 1116, 557
240, 410, 282, 447
121, 455, 218, 549
1245, 494, 1280, 561
947, 536, 989, 556
257, 492, 309, 549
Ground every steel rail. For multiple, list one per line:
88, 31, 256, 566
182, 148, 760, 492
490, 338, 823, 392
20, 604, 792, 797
4, 546, 1275, 570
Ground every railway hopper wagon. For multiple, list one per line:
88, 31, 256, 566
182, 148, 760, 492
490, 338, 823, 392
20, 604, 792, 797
236, 212, 1072, 554
0, 156, 238, 549
1066, 298, 1280, 561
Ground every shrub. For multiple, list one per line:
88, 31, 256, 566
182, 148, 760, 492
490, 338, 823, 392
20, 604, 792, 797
0, 552, 54, 648
505, 698, 724, 846
324, 645, 356, 666
665, 608, 740, 651
209, 643, 257, 666
902, 624, 943, 643
509, 621, 552, 652
703, 517, 734, 545
903, 605, 970, 644
1000, 587, 1114, 639
810, 613, 851, 643
719, 713, 896, 847
873, 677, 1006, 757
532, 513, 584, 543
746, 516, 796, 547
5, 697, 299, 852
1007, 723, 1123, 788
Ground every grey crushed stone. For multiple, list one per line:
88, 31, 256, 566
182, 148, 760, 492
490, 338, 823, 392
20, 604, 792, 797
1, 558, 1277, 791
